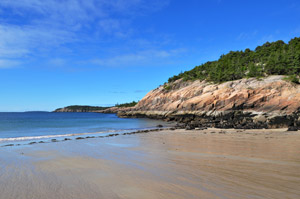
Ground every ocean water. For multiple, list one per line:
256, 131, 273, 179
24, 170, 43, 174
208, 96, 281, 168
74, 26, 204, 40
0, 112, 170, 142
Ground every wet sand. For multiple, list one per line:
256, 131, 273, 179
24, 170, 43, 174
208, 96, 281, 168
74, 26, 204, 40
0, 128, 300, 199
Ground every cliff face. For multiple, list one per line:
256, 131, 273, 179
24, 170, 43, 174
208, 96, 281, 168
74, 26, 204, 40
136, 76, 300, 113
116, 76, 300, 129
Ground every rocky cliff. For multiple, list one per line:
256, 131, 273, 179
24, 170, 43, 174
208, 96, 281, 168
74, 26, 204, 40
113, 76, 300, 129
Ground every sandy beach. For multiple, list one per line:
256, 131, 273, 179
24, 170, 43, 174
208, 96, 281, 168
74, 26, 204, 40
1, 128, 300, 199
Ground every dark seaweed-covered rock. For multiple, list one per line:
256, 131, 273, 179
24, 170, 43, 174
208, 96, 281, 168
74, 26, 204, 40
76, 137, 84, 140
287, 126, 298, 131
185, 125, 193, 130
3, 144, 14, 147
268, 115, 293, 128
156, 124, 163, 127
175, 123, 185, 129
108, 134, 118, 137
29, 142, 37, 145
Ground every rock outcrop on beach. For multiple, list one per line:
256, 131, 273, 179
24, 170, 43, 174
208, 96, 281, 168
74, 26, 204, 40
108, 76, 300, 129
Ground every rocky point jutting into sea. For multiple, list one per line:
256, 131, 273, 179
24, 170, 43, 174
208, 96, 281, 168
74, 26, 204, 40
101, 75, 300, 130
58, 38, 300, 130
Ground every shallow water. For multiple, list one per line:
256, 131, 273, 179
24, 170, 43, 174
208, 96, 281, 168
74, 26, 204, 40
0, 112, 170, 143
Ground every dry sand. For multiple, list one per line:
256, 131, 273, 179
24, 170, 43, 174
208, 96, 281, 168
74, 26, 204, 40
0, 128, 300, 199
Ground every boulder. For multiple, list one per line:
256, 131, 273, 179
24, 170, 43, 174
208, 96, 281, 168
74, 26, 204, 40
287, 126, 298, 131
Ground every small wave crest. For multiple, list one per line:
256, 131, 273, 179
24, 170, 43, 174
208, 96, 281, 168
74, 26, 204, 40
0, 129, 122, 142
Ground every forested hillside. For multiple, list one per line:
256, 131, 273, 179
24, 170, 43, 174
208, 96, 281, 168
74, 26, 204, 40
168, 37, 300, 84
115, 101, 138, 108
54, 105, 110, 112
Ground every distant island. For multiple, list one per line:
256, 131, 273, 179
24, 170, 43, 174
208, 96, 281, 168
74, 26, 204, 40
54, 105, 111, 112
24, 111, 50, 113
54, 101, 138, 112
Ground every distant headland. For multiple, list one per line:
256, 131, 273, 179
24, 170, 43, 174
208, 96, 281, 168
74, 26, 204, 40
54, 101, 138, 112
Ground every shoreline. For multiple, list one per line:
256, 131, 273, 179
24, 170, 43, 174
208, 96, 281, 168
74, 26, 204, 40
0, 127, 174, 147
1, 124, 298, 148
0, 123, 297, 148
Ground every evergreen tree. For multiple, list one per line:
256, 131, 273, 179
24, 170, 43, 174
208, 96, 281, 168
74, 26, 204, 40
167, 37, 300, 84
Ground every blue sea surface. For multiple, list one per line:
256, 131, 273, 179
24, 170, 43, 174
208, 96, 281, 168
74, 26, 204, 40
0, 112, 169, 141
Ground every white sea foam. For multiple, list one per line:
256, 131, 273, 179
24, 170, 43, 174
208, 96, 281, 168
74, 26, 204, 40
0, 129, 122, 142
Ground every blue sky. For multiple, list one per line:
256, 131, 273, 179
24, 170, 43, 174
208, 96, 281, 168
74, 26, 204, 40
0, 0, 300, 111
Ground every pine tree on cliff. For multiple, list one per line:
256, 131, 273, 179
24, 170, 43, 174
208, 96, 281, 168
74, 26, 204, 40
168, 37, 300, 84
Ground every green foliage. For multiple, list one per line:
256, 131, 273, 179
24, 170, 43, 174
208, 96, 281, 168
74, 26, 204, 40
57, 105, 110, 112
168, 37, 300, 84
163, 84, 171, 91
283, 74, 300, 84
115, 101, 138, 107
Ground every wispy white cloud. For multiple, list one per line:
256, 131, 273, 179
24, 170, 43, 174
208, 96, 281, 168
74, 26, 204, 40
0, 24, 76, 58
48, 58, 67, 67
0, 0, 168, 25
0, 0, 169, 66
0, 59, 20, 68
90, 48, 186, 67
